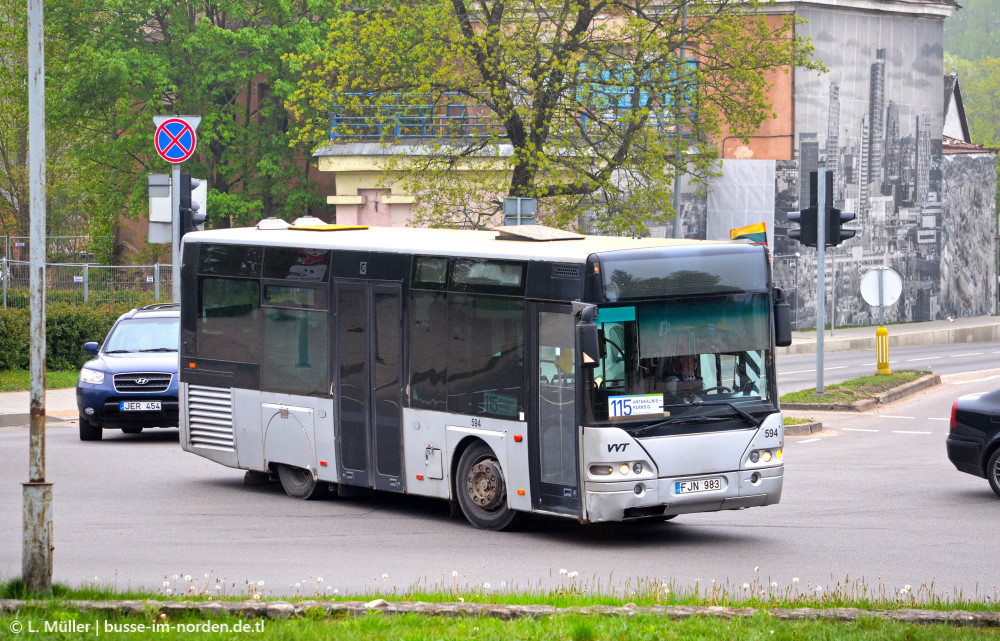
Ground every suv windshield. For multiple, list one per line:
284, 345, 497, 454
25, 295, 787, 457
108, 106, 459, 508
589, 294, 774, 427
104, 317, 180, 353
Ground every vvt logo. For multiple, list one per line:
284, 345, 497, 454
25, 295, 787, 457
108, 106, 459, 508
607, 443, 628, 453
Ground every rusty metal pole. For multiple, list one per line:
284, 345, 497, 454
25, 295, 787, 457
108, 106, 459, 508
23, 0, 53, 595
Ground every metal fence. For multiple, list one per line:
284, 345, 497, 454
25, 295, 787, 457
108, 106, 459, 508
1, 259, 173, 309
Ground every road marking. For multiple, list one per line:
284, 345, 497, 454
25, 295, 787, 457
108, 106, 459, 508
892, 430, 932, 435
928, 417, 950, 421
843, 428, 878, 432
954, 353, 984, 357
878, 415, 915, 419
782, 366, 848, 375
905, 356, 941, 362
797, 438, 821, 444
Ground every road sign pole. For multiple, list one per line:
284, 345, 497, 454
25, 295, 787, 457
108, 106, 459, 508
171, 163, 181, 302
816, 169, 826, 395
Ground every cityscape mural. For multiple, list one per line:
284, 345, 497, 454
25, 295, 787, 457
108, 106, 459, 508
772, 7, 996, 326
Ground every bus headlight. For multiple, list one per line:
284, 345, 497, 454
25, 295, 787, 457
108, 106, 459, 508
619, 464, 630, 475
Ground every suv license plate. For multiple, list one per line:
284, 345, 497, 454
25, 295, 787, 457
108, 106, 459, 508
675, 477, 725, 494
120, 401, 161, 412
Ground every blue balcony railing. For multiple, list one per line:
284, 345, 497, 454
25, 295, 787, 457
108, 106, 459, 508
329, 88, 694, 142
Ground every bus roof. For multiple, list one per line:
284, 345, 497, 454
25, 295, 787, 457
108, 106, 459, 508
184, 225, 763, 264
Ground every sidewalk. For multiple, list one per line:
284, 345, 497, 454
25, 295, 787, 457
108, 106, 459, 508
0, 314, 998, 427
777, 314, 1000, 356
0, 387, 78, 427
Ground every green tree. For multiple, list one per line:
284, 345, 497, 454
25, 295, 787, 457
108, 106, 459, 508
944, 0, 1000, 62
48, 0, 342, 263
0, 0, 88, 246
288, 0, 821, 232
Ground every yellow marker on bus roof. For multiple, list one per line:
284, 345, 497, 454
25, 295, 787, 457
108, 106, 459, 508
288, 224, 369, 231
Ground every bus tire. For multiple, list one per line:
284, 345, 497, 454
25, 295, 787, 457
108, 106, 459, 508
276, 464, 327, 500
79, 415, 103, 441
455, 441, 523, 531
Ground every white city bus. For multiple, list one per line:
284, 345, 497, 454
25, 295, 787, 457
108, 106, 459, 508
179, 221, 792, 530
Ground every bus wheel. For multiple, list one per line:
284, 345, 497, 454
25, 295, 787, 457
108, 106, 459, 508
456, 442, 523, 531
276, 464, 327, 500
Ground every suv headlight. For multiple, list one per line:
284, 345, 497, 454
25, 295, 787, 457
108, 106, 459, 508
79, 368, 105, 385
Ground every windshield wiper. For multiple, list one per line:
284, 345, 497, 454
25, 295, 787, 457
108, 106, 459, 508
716, 402, 761, 428
138, 347, 177, 352
103, 349, 132, 354
630, 403, 760, 437
630, 414, 730, 437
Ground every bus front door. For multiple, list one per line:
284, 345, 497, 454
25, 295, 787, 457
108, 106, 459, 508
334, 280, 405, 492
531, 307, 581, 516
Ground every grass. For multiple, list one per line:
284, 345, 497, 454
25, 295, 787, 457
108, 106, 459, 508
783, 416, 815, 426
3, 577, 1000, 639
3, 610, 1000, 641
0, 369, 78, 392
779, 369, 928, 405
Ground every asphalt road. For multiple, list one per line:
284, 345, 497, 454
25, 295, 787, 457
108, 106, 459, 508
777, 341, 1000, 394
2, 368, 998, 600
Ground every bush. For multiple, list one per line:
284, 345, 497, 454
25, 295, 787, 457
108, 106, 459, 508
0, 303, 138, 371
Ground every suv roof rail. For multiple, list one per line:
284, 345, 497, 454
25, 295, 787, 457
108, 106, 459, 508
139, 302, 180, 310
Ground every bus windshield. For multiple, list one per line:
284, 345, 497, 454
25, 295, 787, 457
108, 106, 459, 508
589, 293, 774, 425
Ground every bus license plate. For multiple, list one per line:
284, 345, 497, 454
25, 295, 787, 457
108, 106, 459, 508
120, 401, 161, 412
675, 477, 724, 494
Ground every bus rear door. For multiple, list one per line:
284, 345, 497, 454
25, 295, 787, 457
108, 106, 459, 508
334, 280, 405, 492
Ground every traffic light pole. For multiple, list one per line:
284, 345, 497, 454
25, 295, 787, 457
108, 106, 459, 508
816, 169, 826, 394
171, 163, 181, 303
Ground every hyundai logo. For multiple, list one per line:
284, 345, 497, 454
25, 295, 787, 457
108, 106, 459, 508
135, 378, 148, 385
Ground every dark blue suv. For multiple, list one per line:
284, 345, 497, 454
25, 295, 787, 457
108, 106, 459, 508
76, 303, 180, 441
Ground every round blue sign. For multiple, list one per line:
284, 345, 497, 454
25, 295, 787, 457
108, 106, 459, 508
154, 118, 197, 163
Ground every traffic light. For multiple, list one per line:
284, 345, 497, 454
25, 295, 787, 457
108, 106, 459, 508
826, 207, 856, 247
787, 206, 818, 247
179, 173, 206, 240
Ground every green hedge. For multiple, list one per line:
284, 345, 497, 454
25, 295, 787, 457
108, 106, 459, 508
0, 303, 140, 371
2, 288, 159, 309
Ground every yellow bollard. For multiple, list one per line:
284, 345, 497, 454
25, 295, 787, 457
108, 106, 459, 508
876, 326, 891, 375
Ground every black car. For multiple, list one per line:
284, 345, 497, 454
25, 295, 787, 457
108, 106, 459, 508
76, 303, 180, 440
946, 389, 1000, 498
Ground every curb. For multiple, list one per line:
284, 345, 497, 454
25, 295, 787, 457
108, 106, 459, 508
784, 421, 823, 435
777, 323, 1000, 356
781, 374, 940, 412
1, 599, 998, 626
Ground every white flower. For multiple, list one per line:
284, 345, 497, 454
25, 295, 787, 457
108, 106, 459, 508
568, 571, 578, 579
742, 583, 750, 589
318, 577, 324, 583
452, 571, 459, 577
771, 582, 778, 588
792, 577, 800, 583
560, 569, 568, 575
501, 581, 507, 588
295, 583, 301, 589
903, 584, 912, 592
754, 566, 760, 573
483, 582, 491, 589
333, 589, 339, 595
257, 580, 264, 587
184, 574, 192, 581
815, 586, 824, 593
382, 574, 388, 580
162, 581, 170, 588
253, 593, 261, 600
173, 574, 179, 580
215, 585, 221, 591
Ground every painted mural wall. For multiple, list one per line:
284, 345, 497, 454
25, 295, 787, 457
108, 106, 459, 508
771, 6, 996, 326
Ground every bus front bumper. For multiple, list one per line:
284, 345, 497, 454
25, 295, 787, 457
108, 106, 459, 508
583, 465, 783, 523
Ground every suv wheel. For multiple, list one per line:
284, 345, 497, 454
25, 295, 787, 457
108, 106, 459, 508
79, 415, 103, 441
